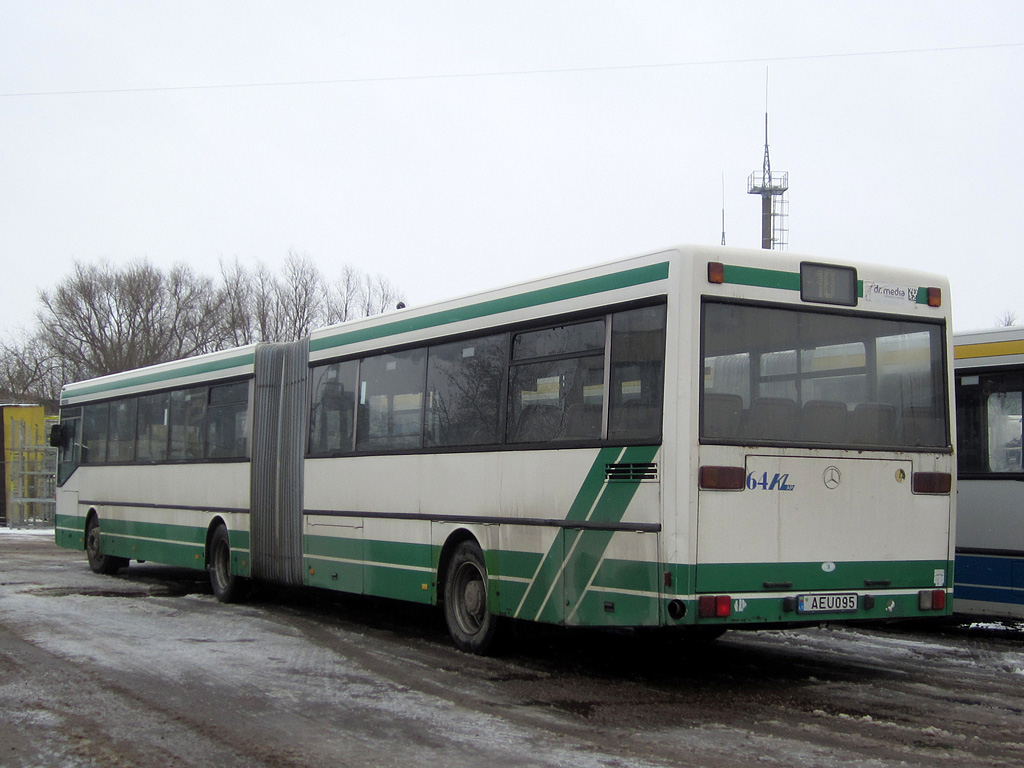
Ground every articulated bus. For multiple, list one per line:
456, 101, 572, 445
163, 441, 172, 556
53, 245, 955, 653
953, 326, 1024, 620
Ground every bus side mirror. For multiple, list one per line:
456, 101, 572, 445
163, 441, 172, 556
49, 423, 64, 448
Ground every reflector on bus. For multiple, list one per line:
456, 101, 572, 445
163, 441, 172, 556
698, 465, 745, 490
911, 472, 952, 495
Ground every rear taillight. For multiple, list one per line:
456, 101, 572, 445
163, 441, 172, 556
699, 465, 745, 490
919, 589, 947, 610
698, 595, 732, 618
912, 472, 952, 494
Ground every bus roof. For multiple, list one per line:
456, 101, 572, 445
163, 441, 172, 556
954, 325, 1024, 369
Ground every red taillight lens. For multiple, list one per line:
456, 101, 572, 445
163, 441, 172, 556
699, 465, 745, 490
912, 472, 952, 494
927, 287, 942, 307
716, 595, 731, 617
932, 589, 946, 610
698, 595, 714, 617
698, 595, 732, 618
708, 262, 725, 284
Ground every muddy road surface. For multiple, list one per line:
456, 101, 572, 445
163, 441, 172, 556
1, 530, 1022, 768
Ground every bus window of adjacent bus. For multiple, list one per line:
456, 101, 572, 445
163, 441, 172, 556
956, 372, 1023, 474
507, 319, 605, 443
701, 301, 948, 450
425, 334, 507, 448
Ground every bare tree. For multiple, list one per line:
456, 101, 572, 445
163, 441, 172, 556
997, 309, 1018, 327
217, 257, 257, 347
1, 255, 406, 402
35, 259, 224, 378
326, 264, 364, 325
0, 331, 64, 406
360, 272, 405, 317
279, 251, 327, 340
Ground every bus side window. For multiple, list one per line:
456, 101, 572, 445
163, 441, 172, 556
356, 349, 426, 451
309, 360, 358, 454
608, 304, 666, 442
82, 402, 109, 464
506, 319, 605, 444
987, 391, 1023, 473
207, 381, 249, 459
56, 412, 82, 485
107, 398, 138, 463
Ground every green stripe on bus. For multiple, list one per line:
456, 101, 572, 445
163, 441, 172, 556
695, 559, 953, 593
589, 556, 661, 595
515, 445, 660, 623
721, 264, 933, 306
61, 351, 255, 402
722, 265, 800, 291
572, 589, 660, 626
310, 262, 671, 354
512, 446, 622, 620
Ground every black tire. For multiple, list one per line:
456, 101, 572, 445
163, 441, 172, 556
85, 516, 128, 575
208, 525, 245, 603
443, 540, 498, 654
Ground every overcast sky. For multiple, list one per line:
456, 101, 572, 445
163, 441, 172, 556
2, 2, 1021, 337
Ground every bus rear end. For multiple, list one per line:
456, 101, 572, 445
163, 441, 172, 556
686, 253, 953, 630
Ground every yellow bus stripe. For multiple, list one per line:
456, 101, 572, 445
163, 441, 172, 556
954, 339, 1024, 359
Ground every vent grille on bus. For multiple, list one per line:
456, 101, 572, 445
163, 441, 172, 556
605, 462, 659, 482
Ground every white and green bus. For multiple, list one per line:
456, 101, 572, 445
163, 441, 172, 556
53, 244, 955, 652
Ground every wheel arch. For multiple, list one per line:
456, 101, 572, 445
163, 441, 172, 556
204, 516, 229, 568
83, 507, 100, 547
436, 528, 481, 604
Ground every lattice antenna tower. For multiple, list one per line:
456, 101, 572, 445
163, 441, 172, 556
747, 71, 789, 249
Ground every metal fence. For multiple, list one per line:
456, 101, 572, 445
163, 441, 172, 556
4, 418, 56, 528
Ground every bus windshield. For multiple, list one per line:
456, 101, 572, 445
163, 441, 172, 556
701, 300, 949, 450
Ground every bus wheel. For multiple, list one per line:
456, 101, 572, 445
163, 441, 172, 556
85, 516, 127, 575
208, 525, 245, 603
443, 540, 498, 654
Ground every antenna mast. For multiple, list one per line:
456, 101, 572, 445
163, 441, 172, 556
721, 172, 726, 246
747, 69, 789, 249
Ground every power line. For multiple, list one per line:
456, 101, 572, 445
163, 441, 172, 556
2, 41, 1021, 98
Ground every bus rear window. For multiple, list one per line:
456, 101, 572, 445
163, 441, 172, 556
701, 300, 949, 450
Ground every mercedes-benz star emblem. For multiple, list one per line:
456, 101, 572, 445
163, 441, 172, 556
823, 466, 841, 490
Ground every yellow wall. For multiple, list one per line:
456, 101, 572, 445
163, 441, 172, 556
2, 405, 47, 522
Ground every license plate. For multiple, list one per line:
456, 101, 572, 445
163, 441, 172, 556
797, 593, 859, 614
